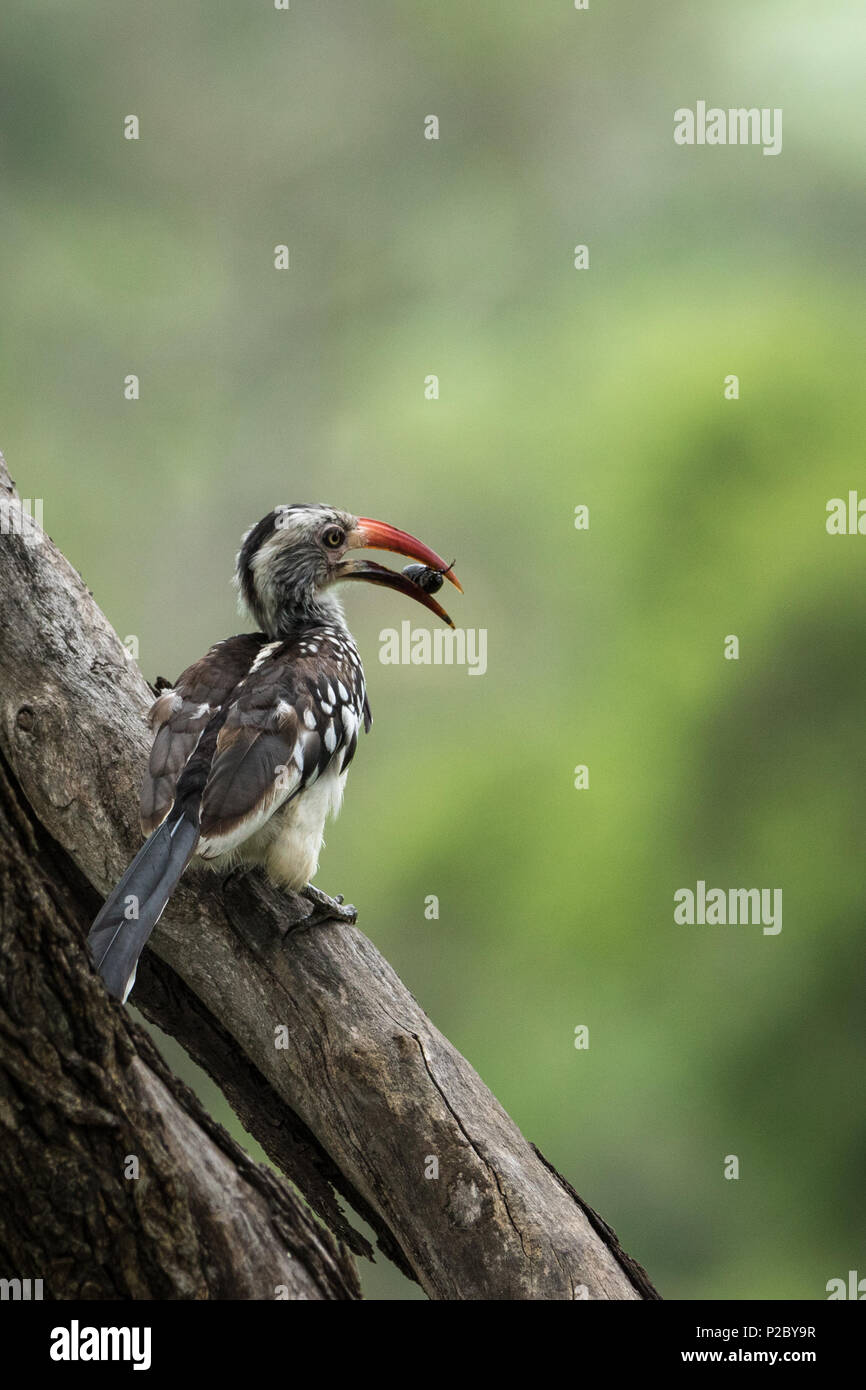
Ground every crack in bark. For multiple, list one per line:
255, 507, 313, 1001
411, 1031, 532, 1264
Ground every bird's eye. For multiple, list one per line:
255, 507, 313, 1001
322, 526, 345, 549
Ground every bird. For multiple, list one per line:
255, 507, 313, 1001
87, 504, 462, 1003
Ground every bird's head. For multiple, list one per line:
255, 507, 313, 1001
235, 504, 462, 638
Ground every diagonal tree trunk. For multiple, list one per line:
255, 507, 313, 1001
0, 451, 660, 1301
0, 746, 359, 1299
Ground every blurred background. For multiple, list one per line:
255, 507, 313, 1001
2, 0, 864, 1299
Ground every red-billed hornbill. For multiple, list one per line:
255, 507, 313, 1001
87, 505, 461, 1003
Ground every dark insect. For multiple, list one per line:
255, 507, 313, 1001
402, 560, 455, 594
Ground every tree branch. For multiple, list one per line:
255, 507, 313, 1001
0, 451, 660, 1300
0, 743, 359, 1299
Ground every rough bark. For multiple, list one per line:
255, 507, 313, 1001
0, 747, 359, 1299
0, 451, 660, 1300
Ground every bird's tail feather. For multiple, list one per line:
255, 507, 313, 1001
87, 810, 199, 1003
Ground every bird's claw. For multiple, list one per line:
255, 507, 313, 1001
293, 883, 358, 929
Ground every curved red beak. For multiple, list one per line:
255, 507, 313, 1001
354, 519, 463, 593
334, 517, 463, 628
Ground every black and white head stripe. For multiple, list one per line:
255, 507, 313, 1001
234, 504, 356, 636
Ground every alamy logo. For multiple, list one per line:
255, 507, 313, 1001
0, 1277, 43, 1299
0, 497, 43, 546
674, 103, 782, 156
826, 492, 866, 534
674, 881, 782, 935
379, 621, 487, 676
826, 1270, 866, 1299
50, 1321, 152, 1371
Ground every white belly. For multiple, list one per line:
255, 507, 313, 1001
239, 764, 348, 889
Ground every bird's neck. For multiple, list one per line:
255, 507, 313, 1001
264, 590, 348, 641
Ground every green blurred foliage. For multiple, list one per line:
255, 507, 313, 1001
2, 0, 864, 1300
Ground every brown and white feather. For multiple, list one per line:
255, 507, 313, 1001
141, 623, 370, 890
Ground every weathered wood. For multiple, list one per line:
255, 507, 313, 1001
0, 747, 359, 1299
0, 451, 660, 1300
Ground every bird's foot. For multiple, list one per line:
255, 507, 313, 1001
295, 883, 358, 928
220, 862, 260, 892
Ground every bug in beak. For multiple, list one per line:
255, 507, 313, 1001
335, 518, 463, 628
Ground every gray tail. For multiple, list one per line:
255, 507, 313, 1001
87, 810, 199, 1003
